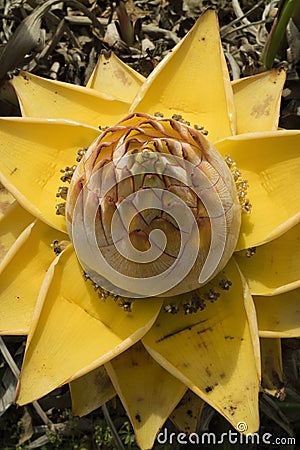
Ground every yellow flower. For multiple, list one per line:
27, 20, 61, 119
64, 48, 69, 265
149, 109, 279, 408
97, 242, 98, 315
0, 10, 300, 449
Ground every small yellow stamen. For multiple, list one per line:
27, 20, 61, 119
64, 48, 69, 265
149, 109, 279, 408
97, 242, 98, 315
60, 165, 77, 183
51, 239, 70, 255
163, 304, 179, 314
246, 247, 256, 257
55, 203, 66, 216
183, 294, 206, 314
118, 299, 133, 312
56, 148, 86, 216
171, 113, 191, 127
56, 186, 68, 200
76, 148, 87, 162
82, 270, 133, 312
219, 278, 232, 290
194, 124, 209, 135
205, 288, 220, 302
241, 199, 252, 214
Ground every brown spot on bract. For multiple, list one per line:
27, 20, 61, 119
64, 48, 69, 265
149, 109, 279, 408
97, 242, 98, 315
135, 414, 142, 423
228, 405, 237, 416
205, 386, 213, 393
250, 95, 274, 119
220, 372, 225, 379
10, 167, 17, 175
205, 367, 212, 377
113, 69, 132, 87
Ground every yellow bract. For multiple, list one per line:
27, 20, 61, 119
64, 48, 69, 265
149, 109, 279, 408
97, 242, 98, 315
0, 220, 65, 334
12, 71, 130, 127
17, 246, 162, 404
87, 51, 145, 102
131, 10, 236, 142
0, 118, 100, 232
232, 69, 286, 133
70, 366, 116, 417
255, 289, 300, 338
260, 338, 284, 399
215, 131, 300, 249
235, 223, 300, 295
170, 390, 204, 433
143, 259, 260, 433
0, 201, 33, 262
106, 342, 186, 449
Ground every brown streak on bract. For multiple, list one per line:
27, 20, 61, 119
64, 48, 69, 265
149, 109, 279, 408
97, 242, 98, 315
197, 327, 212, 334
156, 319, 208, 342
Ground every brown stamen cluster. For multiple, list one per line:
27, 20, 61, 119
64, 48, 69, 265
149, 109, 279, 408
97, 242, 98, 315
154, 112, 209, 135
83, 271, 134, 312
246, 247, 256, 258
164, 277, 232, 315
224, 155, 252, 214
55, 148, 87, 216
50, 239, 70, 255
